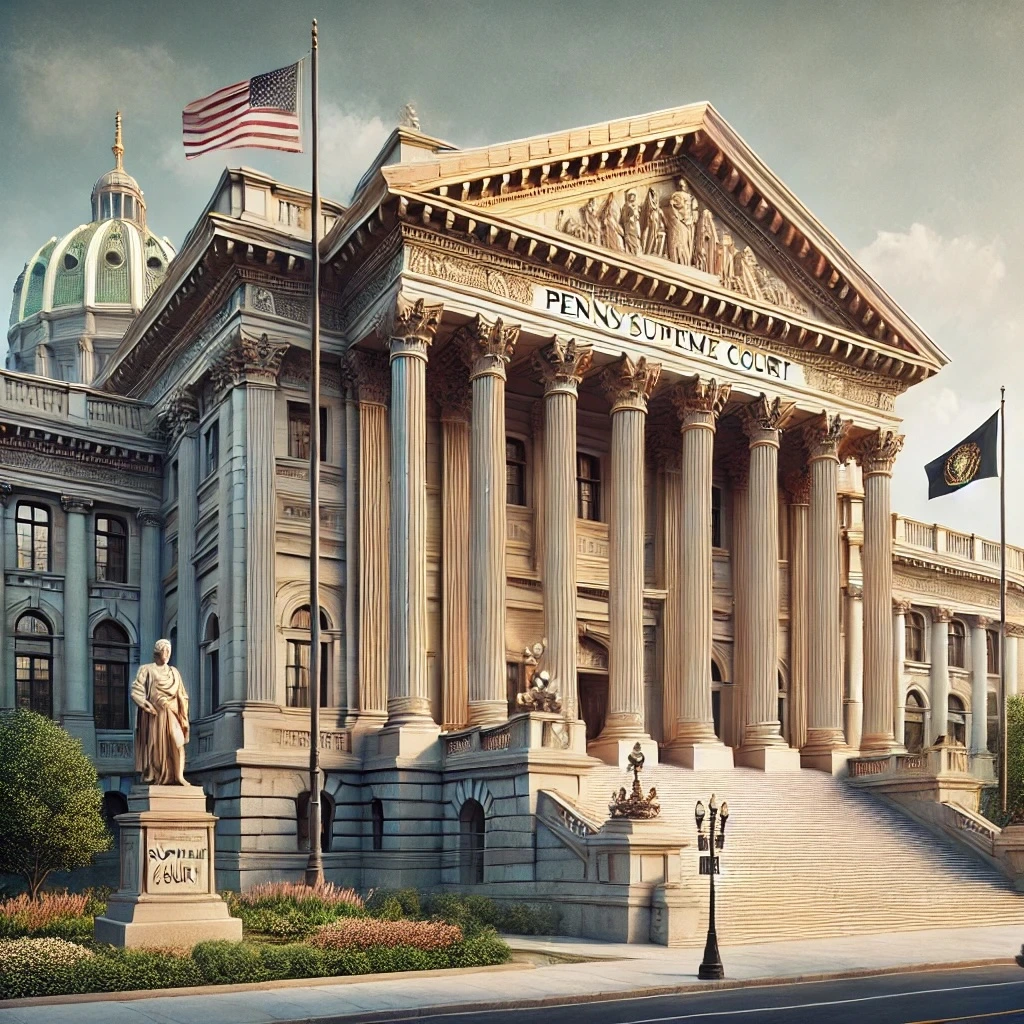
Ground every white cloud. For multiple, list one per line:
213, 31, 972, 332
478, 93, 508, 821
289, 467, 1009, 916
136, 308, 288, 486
318, 103, 390, 202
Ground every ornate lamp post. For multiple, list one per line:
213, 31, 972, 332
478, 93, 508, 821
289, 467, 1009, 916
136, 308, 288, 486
694, 793, 729, 980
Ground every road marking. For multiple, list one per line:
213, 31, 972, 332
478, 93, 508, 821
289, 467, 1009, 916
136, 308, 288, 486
908, 1010, 1024, 1023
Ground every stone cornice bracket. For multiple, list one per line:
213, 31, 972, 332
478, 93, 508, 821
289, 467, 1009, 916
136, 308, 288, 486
533, 336, 593, 396
136, 508, 164, 528
601, 353, 661, 413
670, 375, 731, 429
159, 387, 200, 443
342, 349, 390, 407
456, 313, 520, 381
741, 393, 794, 448
60, 495, 94, 515
930, 606, 954, 624
803, 411, 850, 462
892, 597, 913, 614
0, 482, 11, 508
854, 428, 905, 477
387, 293, 444, 360
428, 343, 472, 421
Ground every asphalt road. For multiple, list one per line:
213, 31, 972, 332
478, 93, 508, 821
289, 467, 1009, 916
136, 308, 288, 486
366, 964, 1024, 1024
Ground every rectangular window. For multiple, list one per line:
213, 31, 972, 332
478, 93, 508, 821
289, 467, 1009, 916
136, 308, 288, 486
576, 453, 601, 522
16, 503, 50, 572
204, 423, 219, 477
711, 486, 723, 548
123, 195, 135, 220
906, 614, 925, 663
278, 200, 303, 227
95, 516, 128, 583
288, 403, 328, 461
506, 438, 527, 506
16, 655, 52, 718
286, 639, 329, 707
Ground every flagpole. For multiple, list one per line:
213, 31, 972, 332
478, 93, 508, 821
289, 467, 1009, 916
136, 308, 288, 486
305, 17, 324, 886
1000, 385, 1008, 817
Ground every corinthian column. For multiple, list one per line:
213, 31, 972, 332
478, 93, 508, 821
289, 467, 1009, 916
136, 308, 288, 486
801, 413, 850, 772
386, 295, 443, 735
534, 338, 593, 722
929, 606, 952, 745
736, 394, 800, 771
666, 376, 733, 769
856, 429, 905, 753
459, 315, 519, 726
893, 598, 911, 750
592, 355, 661, 767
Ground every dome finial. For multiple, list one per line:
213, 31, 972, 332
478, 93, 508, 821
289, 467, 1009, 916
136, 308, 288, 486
113, 111, 124, 171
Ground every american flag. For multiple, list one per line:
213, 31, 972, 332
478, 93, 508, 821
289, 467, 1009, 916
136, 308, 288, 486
183, 62, 303, 159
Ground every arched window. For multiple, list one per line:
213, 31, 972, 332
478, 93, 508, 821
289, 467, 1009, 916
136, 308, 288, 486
987, 629, 1000, 676
948, 620, 967, 668
296, 790, 334, 853
576, 453, 601, 521
459, 799, 485, 884
203, 615, 221, 714
101, 791, 128, 845
15, 613, 53, 717
371, 798, 384, 852
906, 612, 926, 663
93, 621, 130, 730
904, 690, 926, 753
286, 606, 329, 708
948, 695, 967, 746
710, 660, 723, 739
95, 515, 127, 583
16, 503, 50, 571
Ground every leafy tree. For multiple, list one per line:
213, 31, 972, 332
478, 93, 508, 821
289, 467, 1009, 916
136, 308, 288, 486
0, 710, 110, 898
1008, 695, 1024, 818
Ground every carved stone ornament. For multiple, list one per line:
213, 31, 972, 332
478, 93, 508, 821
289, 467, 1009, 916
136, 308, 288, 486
803, 412, 850, 461
671, 375, 731, 423
553, 177, 807, 314
601, 353, 661, 412
0, 482, 11, 508
428, 343, 472, 420
456, 313, 520, 379
608, 743, 661, 820
846, 584, 863, 600
892, 597, 913, 615
516, 670, 562, 714
783, 470, 810, 505
534, 337, 594, 394
855, 428, 905, 476
159, 388, 199, 441
1006, 622, 1024, 639
342, 349, 390, 406
741, 393, 793, 443
387, 293, 444, 350
136, 508, 164, 529
60, 494, 94, 515
930, 606, 954, 624
971, 615, 993, 629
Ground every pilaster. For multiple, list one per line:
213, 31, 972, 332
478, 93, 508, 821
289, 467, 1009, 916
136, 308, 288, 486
592, 354, 661, 767
970, 615, 991, 757
785, 471, 809, 753
844, 585, 864, 750
136, 510, 164, 662
893, 598, 912, 750
60, 494, 95, 754
929, 606, 953, 745
535, 338, 593, 723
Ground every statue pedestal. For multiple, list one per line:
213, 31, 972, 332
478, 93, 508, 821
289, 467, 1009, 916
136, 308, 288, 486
94, 784, 241, 948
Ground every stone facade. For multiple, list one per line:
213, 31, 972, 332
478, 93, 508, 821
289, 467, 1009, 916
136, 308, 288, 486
2, 105, 1019, 912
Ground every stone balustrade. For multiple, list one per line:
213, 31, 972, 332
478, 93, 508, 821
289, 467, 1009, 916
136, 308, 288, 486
894, 514, 1024, 576
442, 711, 586, 761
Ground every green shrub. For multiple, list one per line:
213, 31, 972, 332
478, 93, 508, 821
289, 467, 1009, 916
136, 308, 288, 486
421, 892, 559, 937
0, 938, 94, 999
227, 883, 365, 939
366, 888, 422, 920
70, 947, 202, 994
192, 940, 273, 984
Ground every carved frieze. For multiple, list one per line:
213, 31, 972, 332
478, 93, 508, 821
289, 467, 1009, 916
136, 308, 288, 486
406, 245, 533, 305
0, 444, 162, 496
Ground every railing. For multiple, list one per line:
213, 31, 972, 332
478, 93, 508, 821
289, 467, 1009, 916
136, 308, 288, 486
0, 370, 149, 434
3, 376, 66, 416
87, 397, 146, 432
849, 742, 971, 781
537, 790, 601, 839
894, 514, 1024, 580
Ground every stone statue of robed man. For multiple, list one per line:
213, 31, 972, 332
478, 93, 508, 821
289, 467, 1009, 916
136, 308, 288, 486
131, 638, 190, 786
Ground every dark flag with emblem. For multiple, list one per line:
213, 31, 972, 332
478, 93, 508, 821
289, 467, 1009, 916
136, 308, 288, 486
924, 411, 999, 499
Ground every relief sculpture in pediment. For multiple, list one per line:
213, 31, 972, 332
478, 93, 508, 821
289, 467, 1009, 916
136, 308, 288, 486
554, 178, 806, 315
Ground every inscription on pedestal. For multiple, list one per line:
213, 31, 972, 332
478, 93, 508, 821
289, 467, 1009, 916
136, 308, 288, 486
146, 829, 209, 893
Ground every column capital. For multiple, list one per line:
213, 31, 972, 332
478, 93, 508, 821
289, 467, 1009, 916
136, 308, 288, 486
929, 605, 954, 624
783, 469, 810, 505
601, 354, 661, 413
892, 597, 913, 615
671, 375, 731, 427
342, 349, 390, 406
970, 614, 994, 630
0, 482, 11, 508
429, 345, 471, 421
136, 508, 164, 529
803, 412, 850, 462
854, 428, 905, 476
741, 393, 794, 447
387, 293, 444, 358
457, 313, 520, 380
1006, 622, 1024, 639
158, 387, 200, 442
846, 584, 863, 600
60, 494, 94, 515
534, 337, 593, 396
722, 444, 749, 489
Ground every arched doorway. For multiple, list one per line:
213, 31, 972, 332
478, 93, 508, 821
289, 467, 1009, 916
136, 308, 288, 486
459, 799, 485, 884
577, 634, 609, 742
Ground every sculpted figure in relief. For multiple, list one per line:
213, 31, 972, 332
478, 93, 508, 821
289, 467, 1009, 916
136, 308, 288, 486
640, 187, 666, 257
718, 232, 739, 288
694, 207, 719, 274
735, 246, 764, 300
665, 178, 699, 266
132, 639, 190, 786
620, 190, 643, 255
599, 193, 625, 251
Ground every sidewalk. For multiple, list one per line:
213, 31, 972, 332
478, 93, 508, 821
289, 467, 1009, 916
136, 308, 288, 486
1, 924, 1022, 1024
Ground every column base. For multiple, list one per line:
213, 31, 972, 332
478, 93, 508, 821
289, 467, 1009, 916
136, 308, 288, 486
663, 741, 734, 771
734, 744, 802, 771
971, 752, 997, 784
843, 699, 863, 752
800, 747, 852, 775
588, 734, 660, 769
376, 718, 441, 762
859, 733, 897, 756
468, 701, 507, 728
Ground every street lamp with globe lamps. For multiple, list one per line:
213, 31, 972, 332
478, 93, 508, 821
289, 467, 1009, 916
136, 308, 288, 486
694, 793, 729, 980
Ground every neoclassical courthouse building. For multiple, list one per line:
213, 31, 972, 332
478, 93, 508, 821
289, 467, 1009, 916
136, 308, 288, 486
5, 107, 1024, 912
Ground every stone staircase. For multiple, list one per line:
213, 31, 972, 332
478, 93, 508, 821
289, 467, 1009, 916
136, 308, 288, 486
578, 763, 1024, 945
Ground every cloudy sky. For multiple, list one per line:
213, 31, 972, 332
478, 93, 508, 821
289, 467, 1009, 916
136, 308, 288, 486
2, 0, 1021, 541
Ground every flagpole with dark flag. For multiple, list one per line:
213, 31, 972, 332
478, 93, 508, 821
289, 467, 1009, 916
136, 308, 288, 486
1000, 386, 1008, 816
305, 17, 324, 886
